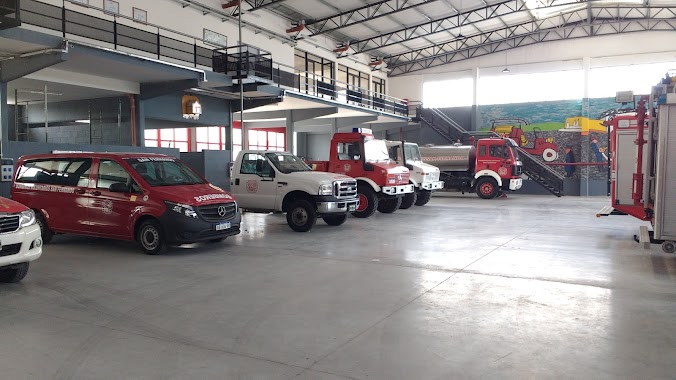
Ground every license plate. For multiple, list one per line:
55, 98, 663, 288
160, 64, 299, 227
215, 222, 231, 231
348, 204, 356, 211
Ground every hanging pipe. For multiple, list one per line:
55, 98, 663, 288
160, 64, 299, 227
128, 94, 137, 146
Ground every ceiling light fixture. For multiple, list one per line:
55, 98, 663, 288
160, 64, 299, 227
502, 68, 510, 73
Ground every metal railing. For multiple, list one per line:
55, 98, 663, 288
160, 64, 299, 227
21, 0, 216, 67
212, 44, 409, 116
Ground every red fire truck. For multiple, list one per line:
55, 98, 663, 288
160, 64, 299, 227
309, 128, 414, 218
419, 138, 523, 199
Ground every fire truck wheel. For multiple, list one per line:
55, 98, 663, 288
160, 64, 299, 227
662, 241, 676, 254
399, 189, 417, 209
476, 177, 499, 199
286, 199, 317, 232
378, 197, 402, 214
542, 148, 558, 162
0, 262, 29, 283
36, 213, 53, 244
352, 185, 378, 218
323, 214, 348, 226
415, 189, 432, 206
137, 219, 167, 255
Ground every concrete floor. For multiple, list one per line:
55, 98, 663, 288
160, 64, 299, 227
1, 194, 675, 379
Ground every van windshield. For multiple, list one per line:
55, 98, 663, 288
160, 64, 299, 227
125, 158, 205, 187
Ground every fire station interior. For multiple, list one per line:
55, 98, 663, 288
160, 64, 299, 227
0, 0, 675, 378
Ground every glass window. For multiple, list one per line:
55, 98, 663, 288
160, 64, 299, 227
145, 128, 191, 152
589, 62, 676, 98
97, 160, 132, 189
404, 143, 422, 162
239, 153, 273, 177
479, 145, 487, 157
489, 145, 507, 159
478, 70, 584, 105
16, 159, 92, 187
363, 139, 391, 162
265, 152, 310, 173
337, 142, 361, 161
423, 78, 474, 107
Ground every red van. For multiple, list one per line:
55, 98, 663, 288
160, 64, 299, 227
12, 153, 241, 255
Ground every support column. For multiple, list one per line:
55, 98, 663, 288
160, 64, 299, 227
0, 82, 7, 157
580, 56, 591, 196
241, 121, 248, 150
286, 110, 295, 155
472, 67, 480, 131
135, 96, 146, 147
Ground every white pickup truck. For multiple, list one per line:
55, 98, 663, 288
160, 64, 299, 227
231, 150, 359, 232
0, 196, 43, 283
386, 140, 444, 208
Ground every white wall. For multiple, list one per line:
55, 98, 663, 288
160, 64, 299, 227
306, 133, 331, 161
389, 31, 676, 101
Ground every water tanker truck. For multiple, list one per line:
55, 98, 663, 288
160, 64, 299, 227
419, 138, 523, 199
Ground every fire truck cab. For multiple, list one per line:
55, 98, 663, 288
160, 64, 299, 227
310, 128, 414, 218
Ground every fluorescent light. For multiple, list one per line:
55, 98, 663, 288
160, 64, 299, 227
502, 68, 510, 73
75, 119, 90, 123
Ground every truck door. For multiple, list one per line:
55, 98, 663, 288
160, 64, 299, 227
334, 141, 362, 177
231, 153, 278, 210
88, 158, 142, 239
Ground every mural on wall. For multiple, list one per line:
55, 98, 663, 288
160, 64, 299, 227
480, 97, 617, 180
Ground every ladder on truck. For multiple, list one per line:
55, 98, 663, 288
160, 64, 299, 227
415, 104, 565, 196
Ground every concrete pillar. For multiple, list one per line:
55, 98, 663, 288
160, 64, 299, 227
0, 82, 7, 157
580, 56, 591, 196
241, 121, 248, 150
286, 110, 295, 155
135, 96, 146, 147
472, 67, 480, 131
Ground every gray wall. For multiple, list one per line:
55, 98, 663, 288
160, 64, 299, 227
144, 93, 231, 126
305, 133, 331, 161
180, 150, 232, 191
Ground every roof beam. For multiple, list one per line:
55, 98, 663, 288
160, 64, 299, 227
306, 0, 440, 37
243, 0, 287, 11
388, 17, 676, 76
345, 0, 529, 55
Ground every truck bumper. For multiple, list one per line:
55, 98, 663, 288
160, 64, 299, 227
317, 199, 359, 214
421, 181, 444, 191
0, 224, 42, 269
509, 178, 523, 191
382, 184, 414, 196
159, 210, 241, 244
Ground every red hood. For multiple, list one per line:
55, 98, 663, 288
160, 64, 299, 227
369, 162, 410, 185
149, 184, 235, 206
0, 196, 29, 213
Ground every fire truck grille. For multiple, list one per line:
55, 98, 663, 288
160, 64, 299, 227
198, 202, 237, 221
335, 180, 358, 199
0, 215, 20, 234
0, 243, 22, 257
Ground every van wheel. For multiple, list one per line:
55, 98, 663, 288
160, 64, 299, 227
378, 197, 402, 214
323, 214, 347, 226
286, 199, 317, 232
399, 189, 417, 209
352, 185, 378, 218
476, 177, 499, 199
0, 263, 29, 283
137, 219, 166, 255
36, 213, 53, 244
415, 189, 432, 206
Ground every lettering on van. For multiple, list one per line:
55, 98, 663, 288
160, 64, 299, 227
14, 183, 75, 193
194, 193, 232, 202
135, 157, 176, 162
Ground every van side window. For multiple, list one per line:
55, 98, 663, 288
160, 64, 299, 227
16, 159, 92, 186
97, 160, 131, 190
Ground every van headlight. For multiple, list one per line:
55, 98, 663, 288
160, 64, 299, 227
165, 201, 197, 218
19, 209, 36, 227
318, 183, 333, 196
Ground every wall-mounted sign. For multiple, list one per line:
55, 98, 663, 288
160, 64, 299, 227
182, 95, 202, 120
132, 7, 147, 23
203, 29, 227, 47
103, 0, 119, 14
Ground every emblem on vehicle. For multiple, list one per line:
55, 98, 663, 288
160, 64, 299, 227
397, 174, 402, 181
498, 167, 508, 176
217, 205, 227, 217
343, 164, 351, 172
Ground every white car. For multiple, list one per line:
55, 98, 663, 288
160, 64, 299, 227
0, 196, 43, 283
231, 150, 359, 232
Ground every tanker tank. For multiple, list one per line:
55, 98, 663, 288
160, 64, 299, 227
419, 145, 476, 173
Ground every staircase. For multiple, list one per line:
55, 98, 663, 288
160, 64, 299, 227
516, 147, 564, 197
415, 105, 565, 196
